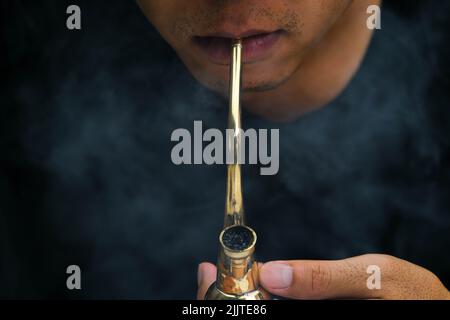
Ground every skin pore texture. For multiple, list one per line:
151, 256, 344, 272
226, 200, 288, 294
138, 0, 381, 121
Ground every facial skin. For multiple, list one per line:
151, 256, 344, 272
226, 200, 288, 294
138, 0, 379, 120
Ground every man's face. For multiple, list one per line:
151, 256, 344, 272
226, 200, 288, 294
138, 0, 352, 98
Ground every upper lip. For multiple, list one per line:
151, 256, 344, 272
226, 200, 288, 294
199, 29, 279, 39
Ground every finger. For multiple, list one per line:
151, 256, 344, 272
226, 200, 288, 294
259, 255, 389, 299
196, 262, 217, 300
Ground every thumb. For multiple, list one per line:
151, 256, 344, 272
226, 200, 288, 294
259, 258, 376, 300
196, 262, 217, 300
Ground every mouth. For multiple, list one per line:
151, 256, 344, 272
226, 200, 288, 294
192, 30, 284, 65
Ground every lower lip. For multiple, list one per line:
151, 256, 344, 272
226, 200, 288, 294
193, 30, 283, 65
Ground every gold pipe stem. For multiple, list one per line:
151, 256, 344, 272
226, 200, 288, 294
205, 39, 270, 300
225, 39, 244, 228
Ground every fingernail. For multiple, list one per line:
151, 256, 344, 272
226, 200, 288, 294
260, 262, 293, 289
197, 264, 204, 287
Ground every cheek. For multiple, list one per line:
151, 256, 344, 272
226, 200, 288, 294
138, 0, 188, 44
316, 0, 354, 27
289, 0, 352, 45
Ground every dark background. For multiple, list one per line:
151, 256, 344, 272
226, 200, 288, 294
1, 0, 450, 299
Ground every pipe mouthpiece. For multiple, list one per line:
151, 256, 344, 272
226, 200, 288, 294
232, 38, 242, 47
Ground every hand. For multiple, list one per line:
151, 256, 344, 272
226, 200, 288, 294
197, 254, 450, 299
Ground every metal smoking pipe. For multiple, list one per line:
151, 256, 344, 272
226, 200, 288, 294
204, 39, 270, 300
